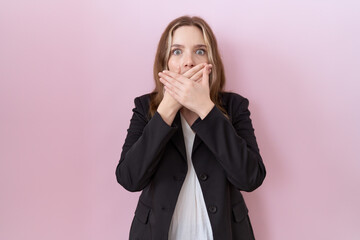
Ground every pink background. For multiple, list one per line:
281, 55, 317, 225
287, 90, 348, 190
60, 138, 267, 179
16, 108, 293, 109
1, 1, 359, 239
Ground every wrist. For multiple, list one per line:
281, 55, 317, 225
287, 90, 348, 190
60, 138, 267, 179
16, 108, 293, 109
157, 101, 179, 126
198, 100, 215, 120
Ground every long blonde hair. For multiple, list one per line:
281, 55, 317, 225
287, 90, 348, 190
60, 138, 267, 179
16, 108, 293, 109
150, 15, 227, 117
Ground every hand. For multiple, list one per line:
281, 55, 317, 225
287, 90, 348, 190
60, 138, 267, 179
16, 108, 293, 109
182, 63, 207, 82
159, 66, 183, 114
159, 64, 215, 119
158, 63, 207, 111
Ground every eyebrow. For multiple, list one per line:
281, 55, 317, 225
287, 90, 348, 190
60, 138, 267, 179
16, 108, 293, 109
171, 44, 207, 48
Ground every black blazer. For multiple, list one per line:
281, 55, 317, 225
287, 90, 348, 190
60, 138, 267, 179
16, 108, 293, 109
116, 92, 266, 240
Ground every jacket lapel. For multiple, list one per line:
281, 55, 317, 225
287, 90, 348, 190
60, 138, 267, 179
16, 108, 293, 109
170, 111, 187, 161
170, 112, 204, 161
192, 134, 202, 155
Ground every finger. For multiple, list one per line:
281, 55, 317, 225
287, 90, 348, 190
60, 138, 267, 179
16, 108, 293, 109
159, 76, 183, 92
159, 71, 184, 89
182, 63, 206, 78
201, 64, 212, 86
162, 70, 189, 84
164, 85, 181, 102
190, 68, 204, 81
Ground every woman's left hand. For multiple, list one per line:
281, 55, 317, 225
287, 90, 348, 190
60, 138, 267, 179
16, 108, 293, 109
159, 64, 215, 119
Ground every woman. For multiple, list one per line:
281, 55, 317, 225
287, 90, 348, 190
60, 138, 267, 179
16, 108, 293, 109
116, 15, 266, 240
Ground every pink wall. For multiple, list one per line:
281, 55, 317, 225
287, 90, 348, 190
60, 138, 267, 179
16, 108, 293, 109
1, 1, 359, 239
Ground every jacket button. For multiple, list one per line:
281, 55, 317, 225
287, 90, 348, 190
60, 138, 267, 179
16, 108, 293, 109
199, 173, 208, 181
208, 205, 217, 213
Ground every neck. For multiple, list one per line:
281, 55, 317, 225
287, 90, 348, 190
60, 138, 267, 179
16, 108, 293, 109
180, 108, 199, 126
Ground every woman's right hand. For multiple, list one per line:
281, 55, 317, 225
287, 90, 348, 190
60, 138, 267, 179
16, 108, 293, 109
160, 66, 183, 113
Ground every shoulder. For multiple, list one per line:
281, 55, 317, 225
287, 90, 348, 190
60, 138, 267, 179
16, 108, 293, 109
132, 93, 153, 120
219, 91, 249, 110
134, 93, 152, 106
219, 91, 247, 102
218, 91, 251, 122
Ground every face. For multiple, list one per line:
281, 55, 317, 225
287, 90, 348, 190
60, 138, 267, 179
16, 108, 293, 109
168, 26, 208, 74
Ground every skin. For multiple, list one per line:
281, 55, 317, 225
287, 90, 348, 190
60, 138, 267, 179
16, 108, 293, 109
157, 26, 215, 126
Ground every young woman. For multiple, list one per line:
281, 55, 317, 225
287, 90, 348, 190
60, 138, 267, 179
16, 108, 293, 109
116, 15, 266, 240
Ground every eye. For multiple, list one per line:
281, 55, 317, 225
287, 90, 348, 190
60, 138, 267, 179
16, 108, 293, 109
196, 49, 206, 55
172, 49, 182, 55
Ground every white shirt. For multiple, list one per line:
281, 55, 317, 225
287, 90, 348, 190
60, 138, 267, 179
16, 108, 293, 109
168, 113, 213, 240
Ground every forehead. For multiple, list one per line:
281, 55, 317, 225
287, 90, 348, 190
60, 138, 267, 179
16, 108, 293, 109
172, 26, 205, 45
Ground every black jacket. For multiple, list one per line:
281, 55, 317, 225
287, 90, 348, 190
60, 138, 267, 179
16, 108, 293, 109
116, 91, 266, 240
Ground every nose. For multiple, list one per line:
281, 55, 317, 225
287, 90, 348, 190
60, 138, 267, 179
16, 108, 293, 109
183, 53, 195, 69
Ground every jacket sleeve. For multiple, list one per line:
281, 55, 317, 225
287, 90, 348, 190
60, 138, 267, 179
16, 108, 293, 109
191, 96, 266, 192
115, 96, 178, 192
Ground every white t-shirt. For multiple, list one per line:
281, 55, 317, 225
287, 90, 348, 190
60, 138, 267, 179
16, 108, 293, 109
168, 113, 213, 240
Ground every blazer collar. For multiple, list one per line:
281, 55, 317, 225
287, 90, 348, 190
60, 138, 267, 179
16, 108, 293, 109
170, 111, 202, 162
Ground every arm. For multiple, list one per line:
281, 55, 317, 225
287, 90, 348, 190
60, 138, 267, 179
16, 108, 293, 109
191, 95, 266, 192
115, 96, 178, 192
